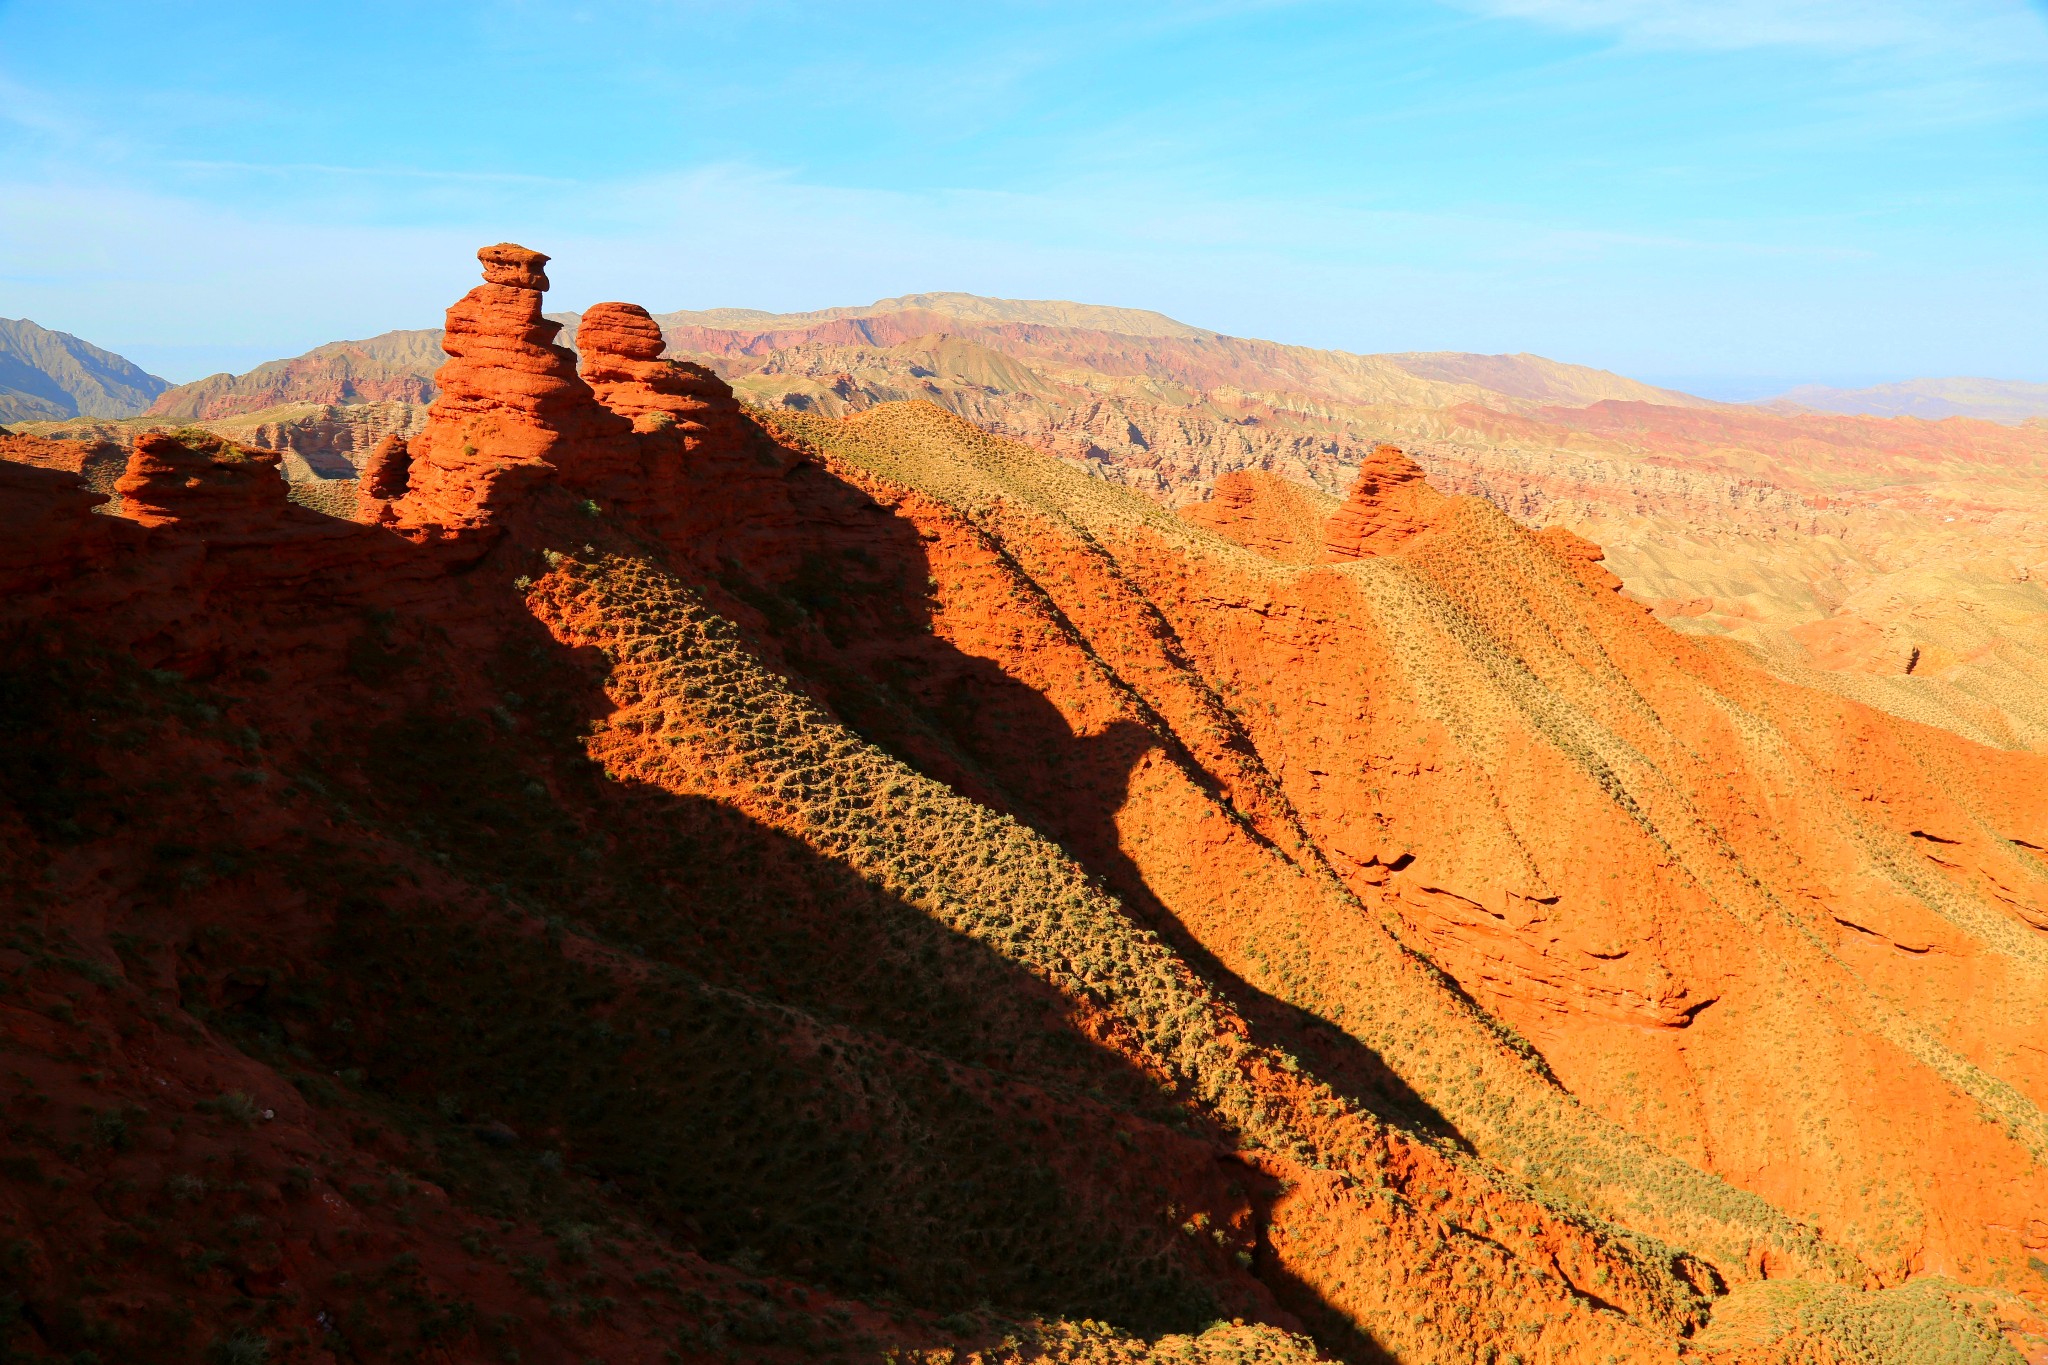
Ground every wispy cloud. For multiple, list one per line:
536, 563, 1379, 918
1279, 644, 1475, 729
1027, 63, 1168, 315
1446, 0, 2048, 57
165, 159, 572, 186
3, 2, 2040, 387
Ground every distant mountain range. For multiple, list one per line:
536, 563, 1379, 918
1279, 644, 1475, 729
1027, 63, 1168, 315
112, 293, 1717, 456
143, 329, 443, 420
0, 317, 168, 422
12, 298, 2045, 431
1766, 376, 2048, 422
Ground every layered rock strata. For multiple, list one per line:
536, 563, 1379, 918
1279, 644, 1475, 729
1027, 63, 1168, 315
573, 299, 755, 530
0, 437, 123, 592
114, 431, 288, 532
388, 249, 760, 545
1178, 468, 1334, 564
357, 433, 411, 522
395, 243, 630, 532
1322, 442, 1447, 560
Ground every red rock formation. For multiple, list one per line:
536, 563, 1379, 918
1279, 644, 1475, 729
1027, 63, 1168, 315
357, 432, 411, 522
1179, 468, 1331, 564
1, 428, 93, 473
1532, 522, 1623, 591
6, 245, 2047, 1365
577, 301, 739, 430
395, 243, 628, 533
114, 430, 289, 534
0, 453, 120, 593
364, 432, 411, 497
574, 299, 763, 535
478, 241, 549, 288
1322, 443, 1446, 560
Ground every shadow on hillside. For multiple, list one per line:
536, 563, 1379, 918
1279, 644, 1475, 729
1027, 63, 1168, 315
710, 441, 1463, 1146
13, 421, 1431, 1357
629, 425, 1489, 1354
194, 504, 1356, 1353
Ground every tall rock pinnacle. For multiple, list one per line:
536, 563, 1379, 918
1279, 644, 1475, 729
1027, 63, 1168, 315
396, 243, 626, 533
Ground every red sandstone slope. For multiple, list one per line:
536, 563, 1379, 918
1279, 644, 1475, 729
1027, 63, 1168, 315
1178, 469, 1336, 565
647, 304, 2048, 756
788, 403, 2048, 1279
1156, 455, 2048, 1280
3, 245, 2045, 1365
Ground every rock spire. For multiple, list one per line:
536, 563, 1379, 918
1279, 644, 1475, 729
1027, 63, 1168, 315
395, 243, 627, 532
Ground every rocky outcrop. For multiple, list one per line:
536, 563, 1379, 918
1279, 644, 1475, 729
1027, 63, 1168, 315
1178, 468, 1334, 564
1, 428, 96, 473
0, 439, 122, 592
1321, 443, 1446, 560
1, 427, 128, 503
479, 241, 549, 289
357, 432, 411, 523
360, 432, 411, 500
577, 301, 738, 429
395, 244, 629, 533
1532, 523, 1623, 592
376, 256, 772, 541
114, 430, 290, 534
572, 300, 759, 529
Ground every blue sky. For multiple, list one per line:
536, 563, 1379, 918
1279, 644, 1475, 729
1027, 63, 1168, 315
1, 1, 2043, 395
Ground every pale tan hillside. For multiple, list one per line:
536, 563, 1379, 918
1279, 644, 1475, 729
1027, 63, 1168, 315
664, 291, 1214, 340
1385, 350, 1710, 407
644, 301, 2048, 755
1401, 403, 2048, 751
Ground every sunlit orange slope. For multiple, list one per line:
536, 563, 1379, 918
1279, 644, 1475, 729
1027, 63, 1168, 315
792, 403, 2048, 1285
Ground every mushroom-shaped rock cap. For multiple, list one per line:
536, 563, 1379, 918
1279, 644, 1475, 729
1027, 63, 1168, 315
577, 302, 668, 361
478, 243, 550, 290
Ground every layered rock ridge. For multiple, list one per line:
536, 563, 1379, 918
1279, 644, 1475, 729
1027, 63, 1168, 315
383, 246, 753, 546
1178, 468, 1336, 565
